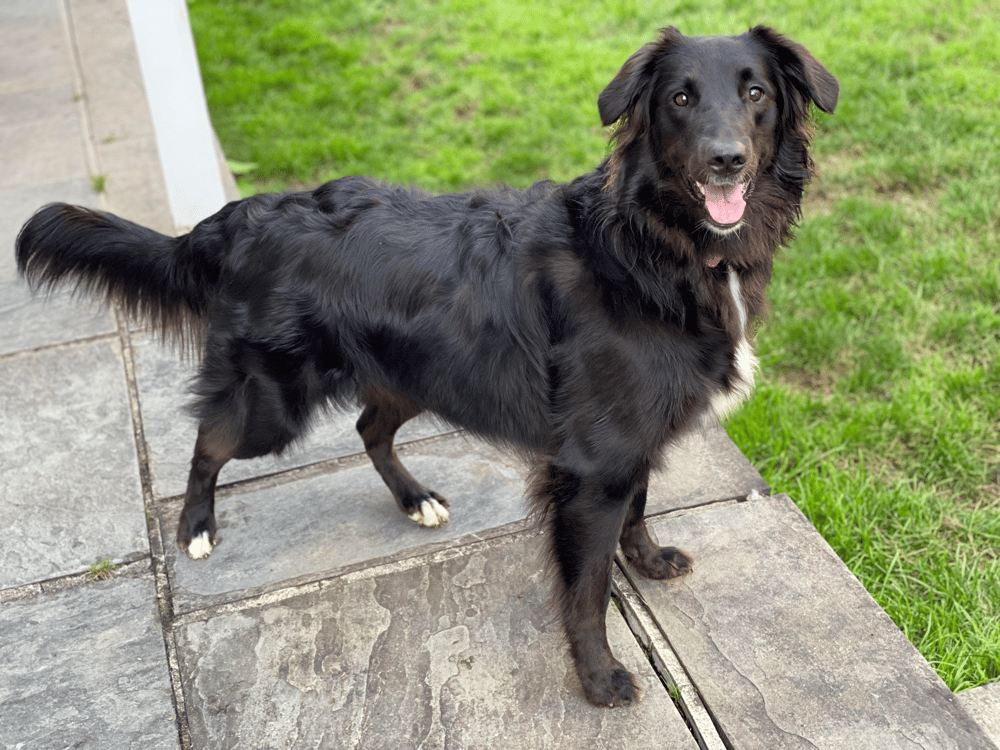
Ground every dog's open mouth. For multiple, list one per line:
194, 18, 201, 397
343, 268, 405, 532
696, 180, 752, 227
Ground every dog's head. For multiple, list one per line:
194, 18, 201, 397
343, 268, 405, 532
599, 26, 838, 238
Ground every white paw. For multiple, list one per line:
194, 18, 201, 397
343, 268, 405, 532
408, 497, 450, 527
186, 530, 214, 560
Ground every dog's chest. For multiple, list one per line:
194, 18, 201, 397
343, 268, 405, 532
707, 267, 758, 420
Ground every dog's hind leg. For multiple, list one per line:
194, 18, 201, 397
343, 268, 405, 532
356, 386, 450, 527
618, 480, 693, 580
179, 345, 315, 559
177, 423, 232, 559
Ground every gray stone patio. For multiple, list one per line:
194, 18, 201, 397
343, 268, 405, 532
1, 1, 997, 748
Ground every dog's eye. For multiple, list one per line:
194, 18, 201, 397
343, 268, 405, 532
748, 86, 765, 103
673, 92, 690, 107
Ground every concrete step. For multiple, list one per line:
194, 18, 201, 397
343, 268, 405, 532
616, 492, 997, 750
172, 527, 697, 749
958, 681, 1000, 746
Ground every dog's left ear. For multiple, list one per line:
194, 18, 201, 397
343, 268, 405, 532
598, 27, 684, 126
750, 26, 839, 114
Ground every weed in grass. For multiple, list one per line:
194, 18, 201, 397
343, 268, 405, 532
189, 0, 1000, 691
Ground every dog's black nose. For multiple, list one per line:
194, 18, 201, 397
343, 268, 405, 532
709, 141, 749, 175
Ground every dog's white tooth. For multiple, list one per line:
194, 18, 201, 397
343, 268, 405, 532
187, 531, 213, 560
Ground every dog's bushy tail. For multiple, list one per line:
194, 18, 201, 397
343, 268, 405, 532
15, 203, 224, 352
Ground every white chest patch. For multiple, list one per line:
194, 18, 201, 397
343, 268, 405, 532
707, 267, 759, 421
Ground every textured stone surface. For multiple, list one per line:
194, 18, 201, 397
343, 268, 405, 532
626, 494, 998, 750
0, 0, 116, 355
958, 681, 1000, 746
0, 282, 116, 355
0, 573, 180, 750
175, 531, 696, 750
0, 340, 147, 588
649, 424, 768, 514
159, 434, 530, 612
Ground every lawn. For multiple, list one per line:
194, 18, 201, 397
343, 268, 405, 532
187, 0, 1000, 691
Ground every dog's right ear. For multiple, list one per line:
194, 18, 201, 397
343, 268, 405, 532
598, 27, 683, 126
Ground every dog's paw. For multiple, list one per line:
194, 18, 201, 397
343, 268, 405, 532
581, 666, 642, 708
626, 546, 693, 581
178, 524, 216, 560
186, 530, 215, 559
408, 496, 450, 527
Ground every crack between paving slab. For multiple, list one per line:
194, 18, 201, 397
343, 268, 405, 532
612, 562, 731, 750
152, 428, 468, 503
616, 542, 827, 750
639, 487, 770, 529
0, 330, 120, 363
60, 0, 109, 214
113, 305, 193, 750
169, 523, 539, 627
0, 555, 150, 603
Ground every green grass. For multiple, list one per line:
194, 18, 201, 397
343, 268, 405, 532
188, 0, 1000, 691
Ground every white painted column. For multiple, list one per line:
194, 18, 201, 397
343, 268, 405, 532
125, 0, 228, 231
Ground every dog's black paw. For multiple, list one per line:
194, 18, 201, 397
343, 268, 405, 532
626, 545, 693, 581
580, 665, 641, 708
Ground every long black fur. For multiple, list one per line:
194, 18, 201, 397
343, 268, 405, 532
15, 26, 836, 707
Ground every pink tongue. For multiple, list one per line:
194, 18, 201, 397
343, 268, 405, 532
703, 183, 746, 225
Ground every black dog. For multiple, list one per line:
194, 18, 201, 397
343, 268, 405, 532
16, 26, 836, 707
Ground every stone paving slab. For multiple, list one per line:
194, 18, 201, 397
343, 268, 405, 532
0, 339, 147, 589
622, 493, 998, 750
0, 570, 179, 750
0, 0, 117, 356
958, 681, 1000, 746
648, 424, 768, 515
0, 0, 75, 100
173, 530, 696, 750
71, 0, 176, 235
0, 283, 116, 356
158, 434, 530, 613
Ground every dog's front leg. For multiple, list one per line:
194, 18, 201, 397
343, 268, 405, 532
540, 462, 638, 707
